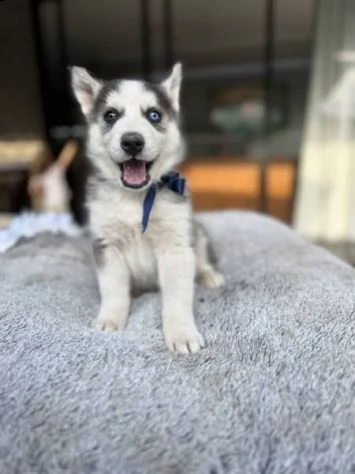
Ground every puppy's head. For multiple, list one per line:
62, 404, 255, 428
71, 64, 184, 191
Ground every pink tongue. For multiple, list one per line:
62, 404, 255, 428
122, 159, 147, 185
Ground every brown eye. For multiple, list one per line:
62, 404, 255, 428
104, 108, 119, 124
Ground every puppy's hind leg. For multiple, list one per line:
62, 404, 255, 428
91, 240, 131, 331
195, 222, 224, 289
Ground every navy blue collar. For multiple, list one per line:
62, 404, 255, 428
142, 171, 186, 233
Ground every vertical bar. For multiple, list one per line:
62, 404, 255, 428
140, 0, 152, 79
29, 0, 51, 143
260, 0, 275, 214
162, 0, 174, 69
56, 0, 70, 127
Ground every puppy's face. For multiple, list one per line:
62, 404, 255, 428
71, 65, 184, 191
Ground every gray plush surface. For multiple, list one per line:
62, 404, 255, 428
1, 211, 355, 474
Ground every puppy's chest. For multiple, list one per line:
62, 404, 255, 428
90, 189, 190, 285
91, 196, 156, 283
90, 188, 186, 243
122, 227, 157, 286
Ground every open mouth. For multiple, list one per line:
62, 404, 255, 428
119, 159, 153, 189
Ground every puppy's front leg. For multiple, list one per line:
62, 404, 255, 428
92, 242, 131, 332
157, 247, 205, 354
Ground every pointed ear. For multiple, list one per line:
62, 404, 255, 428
70, 66, 102, 117
161, 63, 182, 111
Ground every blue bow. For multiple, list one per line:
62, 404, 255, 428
142, 172, 186, 233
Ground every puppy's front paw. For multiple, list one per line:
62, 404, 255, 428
164, 324, 206, 354
91, 310, 127, 332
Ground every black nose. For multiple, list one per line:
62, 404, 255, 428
120, 132, 145, 156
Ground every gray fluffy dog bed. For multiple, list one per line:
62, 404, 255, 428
1, 211, 355, 474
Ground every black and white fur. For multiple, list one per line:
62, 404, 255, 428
71, 63, 224, 354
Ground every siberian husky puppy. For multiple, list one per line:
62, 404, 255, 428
71, 63, 224, 354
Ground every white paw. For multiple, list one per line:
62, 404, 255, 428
164, 325, 206, 354
198, 269, 225, 289
91, 311, 127, 332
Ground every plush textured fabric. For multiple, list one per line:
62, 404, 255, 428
1, 211, 355, 474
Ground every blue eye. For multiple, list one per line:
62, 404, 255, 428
147, 109, 162, 123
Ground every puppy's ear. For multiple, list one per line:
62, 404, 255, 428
70, 66, 102, 117
161, 63, 182, 111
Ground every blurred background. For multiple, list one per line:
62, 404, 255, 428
1, 0, 355, 261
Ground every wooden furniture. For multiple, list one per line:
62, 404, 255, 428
0, 140, 51, 213
181, 157, 297, 224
